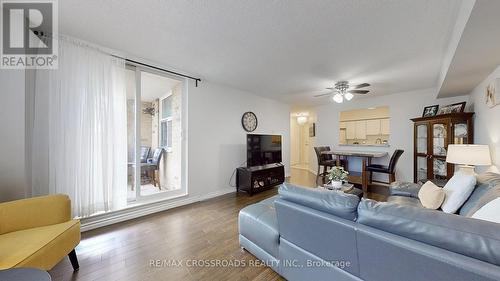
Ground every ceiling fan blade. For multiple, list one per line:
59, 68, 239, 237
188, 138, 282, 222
314, 93, 333, 98
348, 90, 369, 94
352, 83, 370, 89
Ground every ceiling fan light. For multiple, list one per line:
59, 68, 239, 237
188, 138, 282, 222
344, 92, 354, 101
333, 93, 343, 103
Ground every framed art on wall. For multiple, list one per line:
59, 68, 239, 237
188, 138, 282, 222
309, 123, 316, 137
437, 102, 466, 115
486, 78, 500, 108
422, 105, 439, 117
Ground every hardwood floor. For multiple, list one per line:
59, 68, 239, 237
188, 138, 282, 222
49, 168, 387, 281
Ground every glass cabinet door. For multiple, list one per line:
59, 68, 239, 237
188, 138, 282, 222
432, 158, 448, 186
416, 156, 428, 183
432, 123, 448, 157
416, 124, 428, 154
454, 122, 469, 144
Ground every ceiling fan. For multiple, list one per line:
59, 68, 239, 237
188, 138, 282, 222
314, 81, 371, 103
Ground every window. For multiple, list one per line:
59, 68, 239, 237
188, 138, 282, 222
160, 118, 172, 150
160, 95, 173, 151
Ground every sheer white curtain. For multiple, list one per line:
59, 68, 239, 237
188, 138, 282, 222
31, 36, 127, 217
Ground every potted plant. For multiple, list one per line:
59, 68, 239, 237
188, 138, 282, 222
327, 166, 349, 189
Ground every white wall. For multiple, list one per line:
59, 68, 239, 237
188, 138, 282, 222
0, 72, 290, 203
290, 116, 300, 166
312, 89, 469, 182
187, 80, 290, 198
0, 69, 28, 201
468, 65, 500, 170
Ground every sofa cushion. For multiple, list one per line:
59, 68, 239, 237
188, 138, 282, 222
0, 220, 80, 270
357, 199, 500, 266
238, 197, 279, 258
418, 181, 445, 209
460, 172, 500, 216
441, 173, 476, 213
463, 185, 500, 217
476, 172, 500, 186
389, 182, 422, 198
278, 183, 360, 221
386, 196, 423, 208
472, 197, 500, 224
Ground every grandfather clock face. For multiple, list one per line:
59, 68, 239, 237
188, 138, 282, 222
241, 111, 258, 132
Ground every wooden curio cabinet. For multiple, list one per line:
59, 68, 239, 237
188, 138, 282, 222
411, 112, 474, 186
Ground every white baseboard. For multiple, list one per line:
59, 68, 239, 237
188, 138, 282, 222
80, 188, 234, 232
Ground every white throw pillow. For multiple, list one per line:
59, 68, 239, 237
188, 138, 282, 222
472, 197, 500, 223
441, 173, 477, 213
418, 181, 445, 209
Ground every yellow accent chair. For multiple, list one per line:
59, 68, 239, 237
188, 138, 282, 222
0, 194, 81, 271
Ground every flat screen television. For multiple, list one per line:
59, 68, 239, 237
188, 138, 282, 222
247, 134, 282, 167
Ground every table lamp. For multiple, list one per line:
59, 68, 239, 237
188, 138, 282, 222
446, 144, 492, 174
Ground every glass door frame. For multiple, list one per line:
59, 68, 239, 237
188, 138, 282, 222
129, 63, 188, 203
430, 120, 450, 186
414, 123, 429, 182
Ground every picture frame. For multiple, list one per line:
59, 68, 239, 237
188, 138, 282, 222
437, 102, 466, 115
486, 78, 500, 108
309, 122, 316, 137
422, 105, 439, 117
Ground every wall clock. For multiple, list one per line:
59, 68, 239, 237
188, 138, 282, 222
241, 111, 258, 132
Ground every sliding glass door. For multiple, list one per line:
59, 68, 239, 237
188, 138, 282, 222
126, 65, 186, 202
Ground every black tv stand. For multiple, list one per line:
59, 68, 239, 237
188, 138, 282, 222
236, 163, 285, 195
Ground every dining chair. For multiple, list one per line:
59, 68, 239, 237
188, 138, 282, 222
140, 146, 151, 163
314, 146, 348, 184
366, 149, 404, 184
141, 148, 165, 189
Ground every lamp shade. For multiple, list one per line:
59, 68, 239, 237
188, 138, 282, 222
446, 145, 491, 166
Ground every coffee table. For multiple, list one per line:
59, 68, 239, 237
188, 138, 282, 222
318, 183, 363, 198
0, 268, 51, 281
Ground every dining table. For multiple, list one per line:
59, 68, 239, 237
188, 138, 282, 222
321, 150, 388, 194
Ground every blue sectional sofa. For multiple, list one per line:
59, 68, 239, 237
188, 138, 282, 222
238, 179, 500, 281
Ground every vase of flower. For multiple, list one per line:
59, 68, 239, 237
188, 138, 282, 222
331, 180, 342, 189
327, 166, 349, 189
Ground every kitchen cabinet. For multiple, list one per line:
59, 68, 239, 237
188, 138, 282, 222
381, 119, 390, 135
355, 121, 366, 139
366, 119, 381, 135
346, 121, 356, 139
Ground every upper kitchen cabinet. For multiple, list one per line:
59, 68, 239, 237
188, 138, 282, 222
339, 106, 390, 146
381, 119, 390, 135
366, 119, 381, 135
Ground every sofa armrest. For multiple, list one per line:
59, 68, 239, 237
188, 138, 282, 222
0, 194, 72, 234
389, 182, 422, 198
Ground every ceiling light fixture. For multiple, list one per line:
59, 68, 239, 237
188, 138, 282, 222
315, 81, 371, 103
294, 112, 309, 125
333, 93, 343, 103
297, 116, 308, 125
344, 92, 354, 101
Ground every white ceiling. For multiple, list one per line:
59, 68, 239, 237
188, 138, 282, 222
438, 0, 500, 98
59, 0, 463, 105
